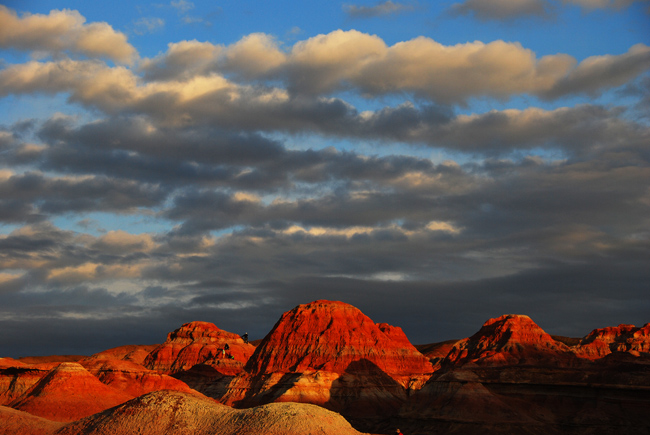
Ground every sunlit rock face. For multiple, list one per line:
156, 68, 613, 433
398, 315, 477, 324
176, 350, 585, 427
573, 323, 650, 359
221, 300, 434, 417
9, 362, 133, 422
246, 300, 433, 381
0, 365, 48, 406
80, 358, 197, 398
143, 321, 255, 376
443, 314, 577, 367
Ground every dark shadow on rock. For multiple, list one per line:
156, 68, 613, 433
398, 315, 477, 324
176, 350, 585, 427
172, 364, 234, 399
326, 358, 407, 419
232, 372, 303, 408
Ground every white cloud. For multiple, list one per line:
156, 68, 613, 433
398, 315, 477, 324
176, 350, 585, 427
133, 17, 165, 35
0, 6, 137, 64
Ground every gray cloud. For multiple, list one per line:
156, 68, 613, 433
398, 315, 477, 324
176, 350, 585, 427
450, 0, 555, 21
344, 1, 415, 18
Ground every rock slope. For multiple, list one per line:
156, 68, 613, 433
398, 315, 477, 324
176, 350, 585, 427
9, 362, 133, 422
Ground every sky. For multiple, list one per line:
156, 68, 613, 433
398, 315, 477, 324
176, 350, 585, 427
0, 0, 649, 357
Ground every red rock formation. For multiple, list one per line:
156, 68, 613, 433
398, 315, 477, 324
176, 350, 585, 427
444, 314, 576, 367
85, 344, 158, 365
573, 323, 650, 359
246, 300, 433, 383
416, 339, 462, 370
16, 356, 84, 365
0, 406, 63, 435
0, 365, 49, 406
0, 358, 26, 369
80, 359, 198, 398
221, 300, 433, 416
144, 321, 255, 375
9, 362, 133, 422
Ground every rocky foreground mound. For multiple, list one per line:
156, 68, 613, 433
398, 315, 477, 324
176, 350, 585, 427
54, 390, 366, 435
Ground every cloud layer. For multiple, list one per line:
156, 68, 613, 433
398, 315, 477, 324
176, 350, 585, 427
0, 4, 648, 356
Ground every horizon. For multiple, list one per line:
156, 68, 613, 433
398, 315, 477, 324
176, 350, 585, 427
1, 0, 649, 358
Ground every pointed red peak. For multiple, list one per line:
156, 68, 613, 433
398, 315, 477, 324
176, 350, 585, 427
10, 362, 133, 422
246, 300, 433, 383
444, 314, 573, 366
166, 321, 240, 343
144, 321, 255, 374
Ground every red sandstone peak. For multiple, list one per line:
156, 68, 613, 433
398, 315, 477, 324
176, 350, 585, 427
444, 314, 575, 366
574, 323, 650, 359
9, 362, 133, 422
143, 321, 255, 375
245, 300, 433, 382
80, 358, 197, 398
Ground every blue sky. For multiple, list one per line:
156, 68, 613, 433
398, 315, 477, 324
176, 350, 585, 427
1, 0, 649, 357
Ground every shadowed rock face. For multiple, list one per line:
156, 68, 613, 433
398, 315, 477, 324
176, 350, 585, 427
9, 362, 133, 422
143, 321, 255, 376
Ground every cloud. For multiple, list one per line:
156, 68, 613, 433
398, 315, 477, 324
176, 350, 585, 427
561, 0, 649, 10
133, 17, 165, 35
0, 170, 168, 222
140, 40, 222, 81
344, 1, 415, 18
541, 43, 650, 99
2, 32, 648, 115
170, 0, 195, 13
0, 6, 137, 63
450, 0, 555, 20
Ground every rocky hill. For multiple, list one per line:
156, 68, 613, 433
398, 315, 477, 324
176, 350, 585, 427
144, 321, 255, 376
9, 362, 134, 422
220, 300, 434, 417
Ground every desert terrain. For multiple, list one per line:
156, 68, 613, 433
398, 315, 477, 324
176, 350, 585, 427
1, 300, 649, 434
